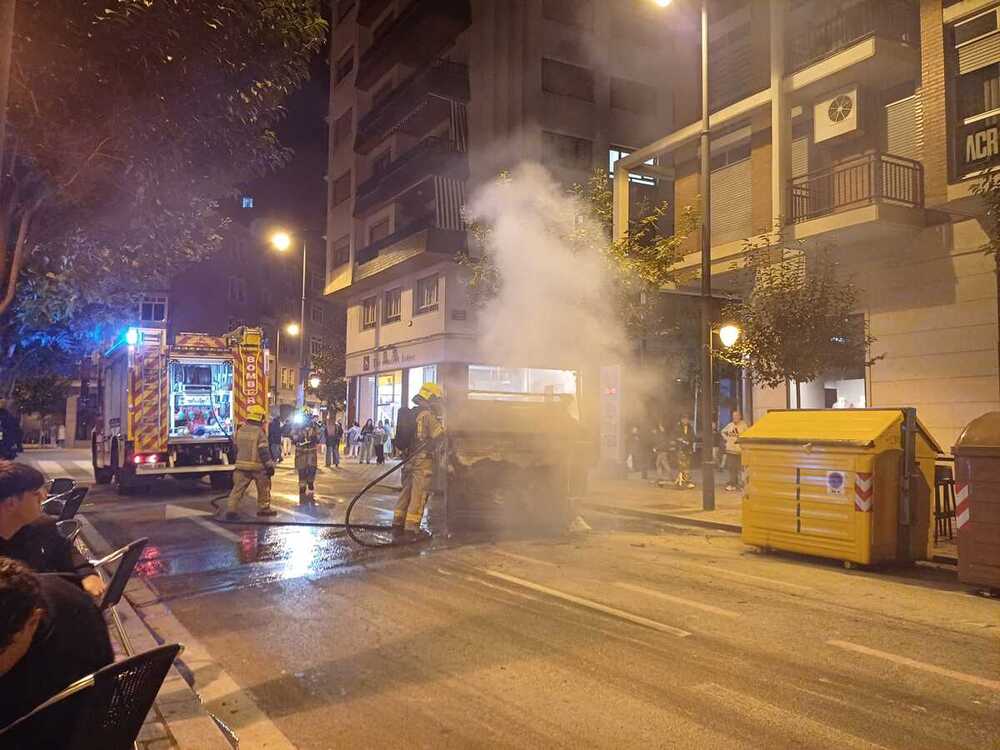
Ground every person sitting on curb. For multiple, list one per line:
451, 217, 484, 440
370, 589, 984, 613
0, 462, 105, 600
0, 556, 114, 747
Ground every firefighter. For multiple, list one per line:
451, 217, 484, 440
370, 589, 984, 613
393, 382, 445, 535
293, 408, 320, 506
224, 404, 277, 519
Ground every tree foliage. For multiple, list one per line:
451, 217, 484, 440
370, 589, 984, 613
0, 0, 326, 390
718, 234, 879, 401
309, 339, 347, 413
12, 374, 70, 416
972, 168, 1000, 261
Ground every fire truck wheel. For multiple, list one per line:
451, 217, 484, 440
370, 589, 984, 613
210, 472, 234, 491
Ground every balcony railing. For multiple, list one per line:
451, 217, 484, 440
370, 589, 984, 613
356, 61, 469, 154
356, 0, 471, 90
788, 152, 923, 224
356, 214, 465, 266
355, 136, 467, 216
787, 0, 919, 73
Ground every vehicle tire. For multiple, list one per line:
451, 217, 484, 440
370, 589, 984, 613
210, 472, 234, 491
92, 433, 113, 484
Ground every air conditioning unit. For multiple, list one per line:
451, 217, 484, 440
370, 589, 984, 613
814, 86, 861, 144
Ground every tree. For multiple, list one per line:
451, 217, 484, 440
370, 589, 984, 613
0, 1, 326, 381
718, 233, 879, 407
12, 373, 69, 416
309, 339, 347, 414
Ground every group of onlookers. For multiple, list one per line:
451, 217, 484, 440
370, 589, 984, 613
265, 412, 397, 469
0, 461, 114, 746
627, 411, 749, 491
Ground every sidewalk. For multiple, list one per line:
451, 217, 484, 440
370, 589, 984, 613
581, 473, 959, 565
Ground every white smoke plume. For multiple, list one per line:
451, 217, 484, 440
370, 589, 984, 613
464, 162, 628, 372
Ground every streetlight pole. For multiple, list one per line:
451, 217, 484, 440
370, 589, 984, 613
697, 0, 715, 511
297, 239, 308, 408
273, 325, 281, 406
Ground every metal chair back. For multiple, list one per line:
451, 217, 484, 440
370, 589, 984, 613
0, 644, 182, 750
58, 486, 89, 521
48, 477, 76, 496
98, 538, 149, 612
57, 519, 82, 543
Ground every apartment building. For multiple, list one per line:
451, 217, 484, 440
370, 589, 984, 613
325, 0, 680, 426
613, 0, 1000, 449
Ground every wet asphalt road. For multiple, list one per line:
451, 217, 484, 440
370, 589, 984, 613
28, 451, 1000, 749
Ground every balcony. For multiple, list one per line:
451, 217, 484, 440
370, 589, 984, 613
787, 0, 919, 73
787, 152, 925, 243
355, 136, 468, 217
356, 61, 469, 155
356, 0, 471, 91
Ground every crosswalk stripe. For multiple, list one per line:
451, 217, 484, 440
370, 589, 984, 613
74, 461, 94, 474
37, 460, 69, 477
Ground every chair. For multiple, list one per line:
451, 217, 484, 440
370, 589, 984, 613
94, 538, 149, 612
57, 519, 82, 543
58, 486, 89, 521
0, 643, 182, 750
934, 464, 957, 542
48, 477, 76, 496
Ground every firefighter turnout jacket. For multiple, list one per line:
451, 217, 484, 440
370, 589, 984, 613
234, 422, 273, 471
294, 424, 320, 470
414, 407, 445, 456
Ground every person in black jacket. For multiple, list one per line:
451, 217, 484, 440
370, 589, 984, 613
0, 556, 114, 746
0, 462, 104, 599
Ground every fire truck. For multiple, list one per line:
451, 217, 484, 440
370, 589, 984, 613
92, 326, 268, 494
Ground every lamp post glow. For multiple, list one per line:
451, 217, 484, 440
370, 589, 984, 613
719, 324, 741, 349
654, 0, 672, 6
308, 375, 321, 390
285, 322, 300, 337
269, 228, 309, 406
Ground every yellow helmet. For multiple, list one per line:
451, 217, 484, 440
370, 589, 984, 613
416, 382, 444, 402
247, 404, 266, 422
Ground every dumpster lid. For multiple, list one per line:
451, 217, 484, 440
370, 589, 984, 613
953, 411, 1000, 455
740, 409, 942, 451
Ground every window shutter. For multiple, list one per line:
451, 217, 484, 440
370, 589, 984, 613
885, 95, 918, 160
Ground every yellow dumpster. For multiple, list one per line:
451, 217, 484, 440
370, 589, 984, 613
741, 408, 940, 566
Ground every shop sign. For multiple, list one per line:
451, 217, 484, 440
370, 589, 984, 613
361, 346, 418, 372
957, 119, 1000, 177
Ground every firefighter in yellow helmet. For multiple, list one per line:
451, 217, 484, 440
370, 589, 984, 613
224, 403, 277, 519
292, 408, 320, 506
393, 382, 445, 534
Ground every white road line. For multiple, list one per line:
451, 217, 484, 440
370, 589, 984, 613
615, 582, 741, 619
37, 460, 68, 478
164, 504, 241, 543
493, 550, 559, 567
465, 575, 542, 602
685, 563, 814, 591
480, 569, 691, 638
827, 640, 1000, 692
73, 460, 94, 474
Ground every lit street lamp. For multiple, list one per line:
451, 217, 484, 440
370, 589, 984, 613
308, 375, 321, 390
718, 323, 741, 349
653, 0, 715, 510
273, 321, 300, 407
270, 229, 309, 407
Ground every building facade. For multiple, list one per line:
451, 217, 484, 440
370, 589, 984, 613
613, 0, 1000, 450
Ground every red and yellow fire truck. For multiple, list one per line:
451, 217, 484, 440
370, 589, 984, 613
92, 326, 268, 493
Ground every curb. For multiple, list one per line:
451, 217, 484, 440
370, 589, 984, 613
77, 516, 235, 750
582, 502, 742, 533
582, 503, 961, 567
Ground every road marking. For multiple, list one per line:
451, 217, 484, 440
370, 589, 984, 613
493, 550, 559, 567
73, 460, 94, 474
164, 504, 241, 543
480, 569, 691, 638
38, 460, 68, 478
465, 574, 542, 602
615, 582, 741, 619
827, 640, 1000, 692
685, 563, 813, 591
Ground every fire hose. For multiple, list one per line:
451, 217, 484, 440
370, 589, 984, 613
208, 440, 433, 548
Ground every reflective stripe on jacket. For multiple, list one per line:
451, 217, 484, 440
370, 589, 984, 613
234, 423, 272, 470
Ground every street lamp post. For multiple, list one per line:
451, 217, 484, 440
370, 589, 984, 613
655, 0, 715, 510
271, 230, 309, 408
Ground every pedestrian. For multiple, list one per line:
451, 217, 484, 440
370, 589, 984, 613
0, 557, 115, 748
359, 418, 375, 464
293, 410, 320, 506
347, 421, 361, 458
625, 426, 642, 474
0, 461, 106, 600
325, 420, 343, 468
721, 410, 749, 492
673, 414, 696, 489
0, 404, 22, 460
268, 414, 283, 463
225, 404, 277, 519
373, 421, 387, 464
56, 424, 66, 448
383, 419, 394, 456
653, 422, 672, 484
393, 383, 445, 535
